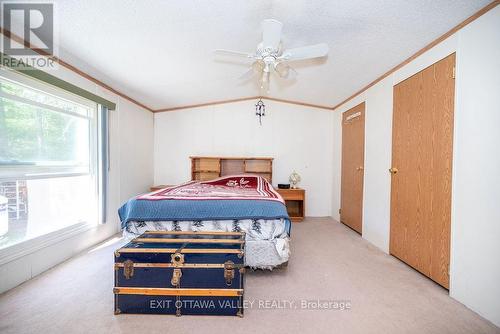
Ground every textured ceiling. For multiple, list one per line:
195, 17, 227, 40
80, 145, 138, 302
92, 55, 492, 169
27, 1, 495, 109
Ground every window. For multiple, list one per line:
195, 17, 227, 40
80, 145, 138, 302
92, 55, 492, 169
0, 68, 106, 251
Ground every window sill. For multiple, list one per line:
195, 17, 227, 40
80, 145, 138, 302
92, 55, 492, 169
0, 222, 97, 266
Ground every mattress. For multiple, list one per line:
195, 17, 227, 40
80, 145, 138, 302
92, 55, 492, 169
122, 219, 290, 269
119, 175, 292, 269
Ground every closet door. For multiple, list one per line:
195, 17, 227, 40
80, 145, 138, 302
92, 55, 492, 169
340, 102, 365, 234
390, 54, 455, 288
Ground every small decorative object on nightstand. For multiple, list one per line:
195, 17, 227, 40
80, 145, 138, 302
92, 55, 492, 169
276, 187, 305, 222
289, 171, 301, 189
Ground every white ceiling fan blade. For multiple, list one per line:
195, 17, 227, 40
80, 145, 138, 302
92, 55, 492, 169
279, 43, 329, 61
238, 61, 262, 81
239, 61, 264, 80
261, 19, 283, 51
214, 49, 255, 59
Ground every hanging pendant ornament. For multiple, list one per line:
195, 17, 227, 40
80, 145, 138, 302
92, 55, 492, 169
255, 99, 266, 125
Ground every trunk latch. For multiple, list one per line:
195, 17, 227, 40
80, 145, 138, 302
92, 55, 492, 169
224, 261, 235, 286
123, 260, 134, 279
170, 252, 184, 287
171, 268, 182, 286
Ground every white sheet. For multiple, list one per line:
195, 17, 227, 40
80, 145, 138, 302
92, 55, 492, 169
123, 219, 290, 268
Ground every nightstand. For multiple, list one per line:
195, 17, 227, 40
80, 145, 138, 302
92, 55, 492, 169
150, 185, 173, 191
275, 188, 305, 222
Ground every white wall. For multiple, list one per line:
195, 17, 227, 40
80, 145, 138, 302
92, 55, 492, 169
333, 77, 395, 253
450, 7, 500, 327
154, 99, 334, 216
331, 110, 342, 221
0, 53, 154, 293
118, 98, 155, 203
332, 5, 500, 326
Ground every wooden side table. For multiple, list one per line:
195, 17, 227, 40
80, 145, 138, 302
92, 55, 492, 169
275, 188, 305, 222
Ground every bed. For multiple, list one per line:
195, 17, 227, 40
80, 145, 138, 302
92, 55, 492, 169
119, 174, 291, 269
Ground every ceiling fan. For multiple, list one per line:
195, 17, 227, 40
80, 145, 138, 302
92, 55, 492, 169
214, 19, 329, 91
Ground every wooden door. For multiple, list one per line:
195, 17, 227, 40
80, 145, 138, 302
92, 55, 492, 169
340, 102, 365, 234
390, 54, 455, 288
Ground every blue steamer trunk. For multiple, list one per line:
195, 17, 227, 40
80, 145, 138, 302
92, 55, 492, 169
114, 231, 245, 316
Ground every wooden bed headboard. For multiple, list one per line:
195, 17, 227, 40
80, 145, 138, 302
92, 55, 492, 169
190, 156, 273, 183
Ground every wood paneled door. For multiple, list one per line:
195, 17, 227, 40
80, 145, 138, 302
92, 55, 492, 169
390, 53, 455, 289
340, 102, 365, 234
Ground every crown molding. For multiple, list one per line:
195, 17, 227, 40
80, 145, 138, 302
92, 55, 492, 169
331, 0, 500, 111
0, 28, 155, 112
154, 95, 332, 112
260, 96, 332, 110
153, 96, 260, 112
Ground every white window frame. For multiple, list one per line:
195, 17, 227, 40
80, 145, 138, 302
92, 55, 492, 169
0, 68, 103, 265
0, 68, 98, 179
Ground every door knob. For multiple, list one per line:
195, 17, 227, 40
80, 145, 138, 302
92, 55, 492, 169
389, 167, 398, 174
356, 166, 364, 171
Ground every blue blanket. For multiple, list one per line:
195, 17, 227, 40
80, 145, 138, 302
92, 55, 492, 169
118, 198, 291, 235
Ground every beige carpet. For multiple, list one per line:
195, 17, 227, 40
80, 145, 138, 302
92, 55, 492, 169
0, 218, 498, 334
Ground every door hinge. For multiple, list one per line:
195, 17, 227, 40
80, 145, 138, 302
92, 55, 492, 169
338, 208, 342, 215
452, 66, 456, 79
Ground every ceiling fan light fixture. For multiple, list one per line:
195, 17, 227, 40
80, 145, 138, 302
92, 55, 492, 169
214, 19, 329, 91
260, 71, 270, 93
274, 62, 295, 79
